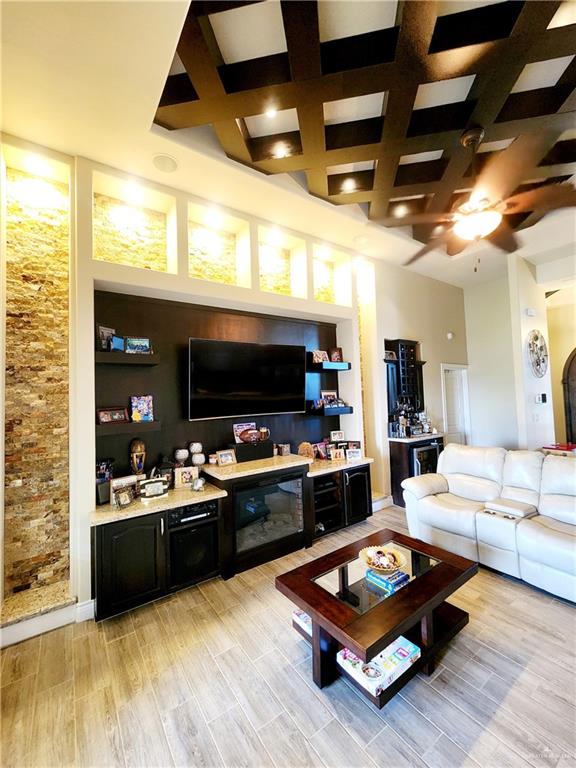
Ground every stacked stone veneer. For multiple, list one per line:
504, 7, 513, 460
313, 258, 336, 304
259, 246, 292, 295
4, 168, 70, 594
93, 192, 167, 271
189, 224, 237, 284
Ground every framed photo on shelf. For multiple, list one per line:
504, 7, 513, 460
330, 430, 344, 441
331, 448, 346, 461
329, 347, 343, 362
233, 422, 256, 444
125, 337, 151, 355
346, 448, 363, 461
216, 448, 237, 466
130, 395, 154, 423
110, 336, 125, 352
96, 324, 115, 351
320, 390, 338, 405
174, 466, 199, 488
312, 350, 329, 363
384, 350, 397, 361
97, 407, 129, 424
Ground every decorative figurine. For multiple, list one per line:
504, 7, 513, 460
174, 447, 189, 467
130, 439, 146, 474
298, 441, 315, 459
192, 477, 206, 492
189, 441, 203, 455
192, 452, 206, 466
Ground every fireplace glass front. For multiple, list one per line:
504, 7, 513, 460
234, 472, 303, 554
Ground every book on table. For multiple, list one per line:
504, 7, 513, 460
337, 636, 421, 695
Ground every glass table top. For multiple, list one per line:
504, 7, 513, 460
312, 539, 441, 615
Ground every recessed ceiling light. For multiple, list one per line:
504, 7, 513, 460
273, 143, 289, 159
342, 178, 356, 193
153, 154, 178, 173
265, 108, 278, 119
393, 204, 409, 218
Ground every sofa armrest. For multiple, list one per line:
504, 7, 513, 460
401, 473, 448, 500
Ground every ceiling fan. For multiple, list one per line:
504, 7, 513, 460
383, 127, 576, 266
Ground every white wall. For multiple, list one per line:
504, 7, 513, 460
465, 276, 519, 448
508, 254, 555, 449
374, 262, 468, 493
547, 290, 576, 443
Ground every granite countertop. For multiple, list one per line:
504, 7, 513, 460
90, 483, 227, 526
388, 433, 444, 444
202, 453, 313, 481
307, 457, 374, 478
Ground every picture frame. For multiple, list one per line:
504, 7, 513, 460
233, 421, 256, 444
312, 350, 329, 363
125, 337, 151, 355
384, 350, 397, 361
314, 442, 328, 460
97, 407, 129, 424
216, 448, 237, 466
130, 395, 154, 423
96, 324, 115, 351
346, 448, 363, 461
113, 487, 135, 508
331, 448, 346, 461
174, 466, 199, 488
110, 335, 125, 352
347, 440, 361, 450
329, 347, 343, 362
330, 430, 344, 442
321, 390, 338, 406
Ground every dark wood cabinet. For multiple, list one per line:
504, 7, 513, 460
93, 512, 167, 620
385, 339, 425, 415
343, 465, 372, 525
312, 464, 372, 538
389, 438, 443, 507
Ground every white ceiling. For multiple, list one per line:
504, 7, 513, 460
245, 108, 299, 138
413, 74, 476, 110
317, 0, 397, 42
1, 1, 574, 291
208, 1, 287, 64
511, 55, 575, 94
323, 92, 386, 125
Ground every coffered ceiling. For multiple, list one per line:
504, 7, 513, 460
156, 0, 576, 246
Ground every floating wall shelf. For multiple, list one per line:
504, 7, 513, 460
307, 361, 351, 372
95, 352, 159, 366
96, 420, 162, 437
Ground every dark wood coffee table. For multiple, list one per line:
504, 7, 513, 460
275, 529, 478, 708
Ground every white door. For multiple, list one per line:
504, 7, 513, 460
441, 365, 470, 445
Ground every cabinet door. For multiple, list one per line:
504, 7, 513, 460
95, 513, 166, 620
343, 467, 372, 525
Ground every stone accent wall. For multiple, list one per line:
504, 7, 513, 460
93, 193, 167, 272
313, 258, 336, 304
4, 168, 70, 594
189, 224, 237, 284
259, 245, 292, 295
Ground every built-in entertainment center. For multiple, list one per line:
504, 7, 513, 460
92, 290, 373, 620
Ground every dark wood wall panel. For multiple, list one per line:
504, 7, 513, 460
95, 291, 343, 476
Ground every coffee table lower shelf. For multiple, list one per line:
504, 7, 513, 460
292, 601, 468, 709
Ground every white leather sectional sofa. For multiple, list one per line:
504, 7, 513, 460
401, 444, 576, 602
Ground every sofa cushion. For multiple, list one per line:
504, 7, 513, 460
517, 515, 576, 575
443, 473, 501, 503
501, 450, 543, 507
539, 455, 576, 524
401, 473, 448, 500
419, 493, 483, 539
438, 444, 506, 483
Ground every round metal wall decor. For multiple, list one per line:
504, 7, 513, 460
527, 329, 548, 378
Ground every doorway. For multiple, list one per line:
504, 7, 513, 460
563, 348, 576, 443
441, 364, 471, 445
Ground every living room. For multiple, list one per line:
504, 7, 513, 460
1, 1, 575, 767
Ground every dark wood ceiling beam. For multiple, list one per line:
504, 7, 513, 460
176, 5, 252, 163
369, 0, 437, 221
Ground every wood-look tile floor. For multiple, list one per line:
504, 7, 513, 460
2, 506, 575, 768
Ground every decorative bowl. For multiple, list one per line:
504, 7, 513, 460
359, 546, 407, 574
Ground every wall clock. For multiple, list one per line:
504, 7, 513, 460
527, 329, 548, 378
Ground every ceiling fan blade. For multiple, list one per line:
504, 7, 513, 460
446, 235, 468, 257
382, 212, 454, 227
503, 183, 576, 214
474, 130, 560, 203
404, 231, 450, 265
487, 220, 519, 253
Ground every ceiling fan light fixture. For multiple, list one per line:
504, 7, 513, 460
453, 209, 502, 241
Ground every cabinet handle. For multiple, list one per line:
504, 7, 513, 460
344, 474, 350, 486
160, 518, 164, 536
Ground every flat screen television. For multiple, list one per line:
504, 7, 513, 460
188, 338, 306, 420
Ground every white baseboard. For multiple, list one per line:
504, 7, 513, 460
372, 495, 393, 512
1, 603, 77, 648
76, 599, 95, 622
